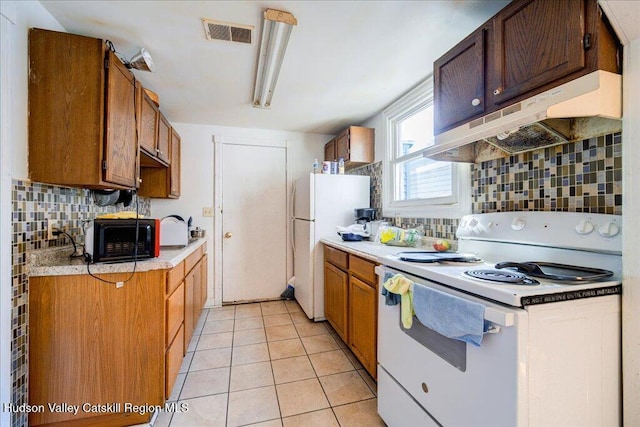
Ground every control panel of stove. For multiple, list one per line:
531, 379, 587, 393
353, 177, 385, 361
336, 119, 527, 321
456, 212, 622, 253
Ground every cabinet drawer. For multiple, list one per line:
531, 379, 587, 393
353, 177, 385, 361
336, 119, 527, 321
325, 246, 348, 270
165, 323, 184, 400
185, 246, 204, 274
166, 281, 185, 347
167, 262, 184, 295
349, 255, 376, 285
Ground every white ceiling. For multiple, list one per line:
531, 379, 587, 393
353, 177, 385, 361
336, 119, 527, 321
40, 0, 509, 135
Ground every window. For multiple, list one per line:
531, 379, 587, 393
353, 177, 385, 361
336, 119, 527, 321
383, 78, 470, 218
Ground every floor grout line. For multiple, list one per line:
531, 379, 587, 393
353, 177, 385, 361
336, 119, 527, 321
162, 301, 380, 427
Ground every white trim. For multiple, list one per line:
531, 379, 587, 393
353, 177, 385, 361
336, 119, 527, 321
0, 12, 13, 426
213, 136, 223, 307
382, 78, 471, 218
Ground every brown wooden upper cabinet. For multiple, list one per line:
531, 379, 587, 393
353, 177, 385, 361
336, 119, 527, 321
139, 126, 181, 199
138, 85, 170, 167
324, 126, 374, 170
169, 129, 181, 198
157, 113, 172, 165
28, 29, 139, 189
434, 26, 488, 132
433, 0, 621, 134
324, 138, 337, 162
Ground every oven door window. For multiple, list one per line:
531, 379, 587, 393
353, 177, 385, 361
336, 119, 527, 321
401, 314, 467, 372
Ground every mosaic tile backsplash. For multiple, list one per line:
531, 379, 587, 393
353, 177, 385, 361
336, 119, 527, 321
349, 131, 622, 242
471, 132, 622, 215
10, 180, 150, 427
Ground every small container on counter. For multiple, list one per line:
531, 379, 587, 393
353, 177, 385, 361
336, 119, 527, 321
322, 161, 331, 174
330, 161, 338, 174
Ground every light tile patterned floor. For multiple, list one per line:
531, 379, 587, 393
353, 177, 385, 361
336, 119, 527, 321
153, 300, 386, 427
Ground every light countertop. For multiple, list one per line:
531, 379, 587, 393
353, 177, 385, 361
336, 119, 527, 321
320, 235, 453, 263
28, 237, 208, 277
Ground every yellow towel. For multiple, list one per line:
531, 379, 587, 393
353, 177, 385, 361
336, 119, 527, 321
383, 274, 414, 329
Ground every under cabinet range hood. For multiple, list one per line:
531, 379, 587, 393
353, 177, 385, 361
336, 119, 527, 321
424, 71, 622, 163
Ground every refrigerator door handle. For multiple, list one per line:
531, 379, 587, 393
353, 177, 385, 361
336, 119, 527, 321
290, 184, 297, 255
291, 183, 297, 220
291, 218, 296, 255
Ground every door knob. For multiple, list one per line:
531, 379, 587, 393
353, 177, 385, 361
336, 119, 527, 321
224, 232, 232, 238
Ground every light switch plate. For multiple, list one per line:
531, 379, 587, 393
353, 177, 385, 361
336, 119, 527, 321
202, 207, 214, 217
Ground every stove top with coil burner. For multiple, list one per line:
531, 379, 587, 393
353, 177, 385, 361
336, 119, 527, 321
378, 212, 623, 307
463, 269, 540, 285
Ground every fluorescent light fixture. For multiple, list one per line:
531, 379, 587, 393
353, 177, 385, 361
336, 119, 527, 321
253, 9, 297, 108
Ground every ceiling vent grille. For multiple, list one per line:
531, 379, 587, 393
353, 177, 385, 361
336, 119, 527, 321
203, 19, 253, 44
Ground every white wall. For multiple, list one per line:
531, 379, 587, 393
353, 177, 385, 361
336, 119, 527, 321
0, 1, 65, 423
150, 123, 328, 307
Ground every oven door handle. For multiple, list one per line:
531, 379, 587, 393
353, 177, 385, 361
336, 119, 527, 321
377, 266, 516, 329
484, 308, 515, 328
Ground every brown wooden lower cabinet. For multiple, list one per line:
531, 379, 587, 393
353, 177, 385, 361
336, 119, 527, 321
165, 324, 185, 399
348, 275, 377, 377
324, 261, 349, 342
28, 244, 208, 426
323, 245, 378, 379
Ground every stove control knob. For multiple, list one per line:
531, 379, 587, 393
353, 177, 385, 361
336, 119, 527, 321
575, 220, 594, 235
598, 221, 620, 238
511, 217, 526, 231
468, 217, 479, 228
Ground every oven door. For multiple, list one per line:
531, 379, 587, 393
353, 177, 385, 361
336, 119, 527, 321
377, 266, 528, 427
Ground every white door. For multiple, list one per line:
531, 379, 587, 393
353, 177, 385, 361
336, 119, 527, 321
221, 143, 287, 303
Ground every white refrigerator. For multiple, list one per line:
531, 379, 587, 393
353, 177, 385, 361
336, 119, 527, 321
293, 173, 370, 320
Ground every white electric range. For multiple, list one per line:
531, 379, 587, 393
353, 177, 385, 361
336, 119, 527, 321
376, 211, 622, 427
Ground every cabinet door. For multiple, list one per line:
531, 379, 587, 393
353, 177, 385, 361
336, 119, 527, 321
192, 259, 202, 325
324, 262, 349, 343
434, 27, 486, 133
336, 128, 350, 162
349, 275, 377, 378
184, 268, 195, 351
103, 49, 138, 187
324, 139, 336, 161
157, 113, 171, 164
200, 254, 208, 308
169, 129, 181, 198
491, 0, 586, 105
138, 87, 159, 157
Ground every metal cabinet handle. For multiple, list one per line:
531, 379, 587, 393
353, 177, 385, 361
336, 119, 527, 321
471, 98, 480, 107
493, 88, 501, 96
224, 232, 232, 238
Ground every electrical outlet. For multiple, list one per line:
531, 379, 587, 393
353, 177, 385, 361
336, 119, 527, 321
202, 207, 214, 217
47, 221, 58, 240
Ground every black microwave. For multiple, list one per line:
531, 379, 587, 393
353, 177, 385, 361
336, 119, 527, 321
85, 219, 160, 263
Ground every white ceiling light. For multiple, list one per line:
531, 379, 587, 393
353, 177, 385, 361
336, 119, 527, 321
253, 9, 297, 109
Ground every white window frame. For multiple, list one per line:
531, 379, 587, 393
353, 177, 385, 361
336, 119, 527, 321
382, 78, 471, 218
